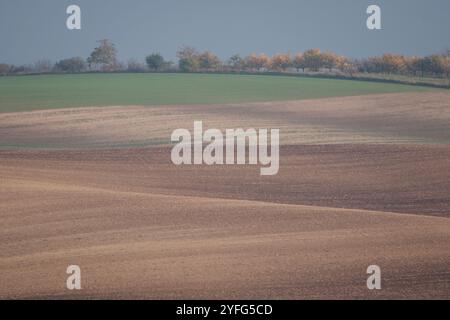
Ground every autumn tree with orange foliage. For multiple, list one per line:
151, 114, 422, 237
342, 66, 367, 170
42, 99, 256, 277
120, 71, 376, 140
292, 53, 305, 72
302, 49, 323, 71
270, 54, 292, 71
244, 54, 271, 71
442, 55, 450, 77
198, 51, 222, 71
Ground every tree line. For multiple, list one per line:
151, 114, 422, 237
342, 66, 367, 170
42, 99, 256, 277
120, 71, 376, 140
1, 39, 449, 79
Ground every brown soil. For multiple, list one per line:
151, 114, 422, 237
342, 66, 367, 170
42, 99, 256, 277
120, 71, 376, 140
1, 92, 449, 299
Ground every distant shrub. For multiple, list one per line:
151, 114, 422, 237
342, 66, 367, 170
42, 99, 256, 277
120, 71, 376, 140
55, 57, 86, 73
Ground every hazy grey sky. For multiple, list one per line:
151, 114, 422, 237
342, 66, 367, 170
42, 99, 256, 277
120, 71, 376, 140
1, 0, 449, 65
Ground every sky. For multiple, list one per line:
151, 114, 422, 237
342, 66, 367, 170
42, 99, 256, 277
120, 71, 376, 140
1, 0, 449, 65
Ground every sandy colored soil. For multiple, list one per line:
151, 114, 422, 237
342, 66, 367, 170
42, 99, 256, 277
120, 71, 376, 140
0, 92, 449, 299
1, 92, 450, 148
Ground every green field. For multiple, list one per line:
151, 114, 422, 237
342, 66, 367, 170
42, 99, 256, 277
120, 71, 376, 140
0, 73, 437, 113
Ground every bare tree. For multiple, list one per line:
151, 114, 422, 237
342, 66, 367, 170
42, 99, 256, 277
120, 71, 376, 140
87, 39, 118, 71
0, 63, 10, 75
127, 59, 146, 72
33, 59, 54, 73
